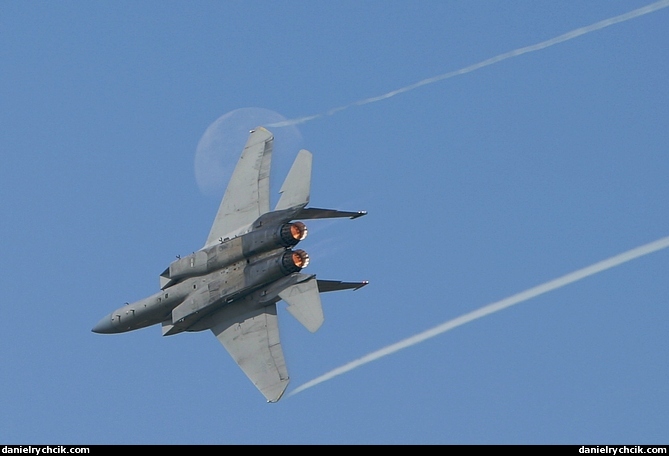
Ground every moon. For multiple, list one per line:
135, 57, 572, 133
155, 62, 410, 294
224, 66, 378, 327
194, 108, 303, 201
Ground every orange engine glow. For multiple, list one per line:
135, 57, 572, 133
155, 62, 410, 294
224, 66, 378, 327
290, 222, 308, 241
292, 249, 310, 268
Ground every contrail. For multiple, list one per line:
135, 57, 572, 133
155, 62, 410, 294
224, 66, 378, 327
268, 0, 669, 128
289, 235, 669, 397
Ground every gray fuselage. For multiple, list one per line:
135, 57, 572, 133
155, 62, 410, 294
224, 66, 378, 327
92, 245, 307, 335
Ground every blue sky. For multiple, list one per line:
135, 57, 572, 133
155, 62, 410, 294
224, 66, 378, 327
1, 1, 668, 444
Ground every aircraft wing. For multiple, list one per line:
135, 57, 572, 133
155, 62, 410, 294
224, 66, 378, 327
208, 300, 289, 402
205, 128, 273, 247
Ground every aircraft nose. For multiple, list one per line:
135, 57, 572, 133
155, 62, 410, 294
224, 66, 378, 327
92, 314, 116, 334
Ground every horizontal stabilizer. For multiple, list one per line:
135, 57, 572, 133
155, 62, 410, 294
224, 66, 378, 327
275, 150, 312, 211
317, 279, 369, 293
296, 207, 367, 220
279, 277, 324, 333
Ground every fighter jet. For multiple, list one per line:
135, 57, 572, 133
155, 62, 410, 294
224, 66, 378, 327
92, 127, 367, 402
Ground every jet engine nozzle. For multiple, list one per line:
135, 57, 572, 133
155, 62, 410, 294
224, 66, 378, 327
279, 222, 308, 246
292, 249, 309, 268
280, 249, 310, 274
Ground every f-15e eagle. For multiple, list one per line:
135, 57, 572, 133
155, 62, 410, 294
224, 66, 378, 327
92, 127, 367, 402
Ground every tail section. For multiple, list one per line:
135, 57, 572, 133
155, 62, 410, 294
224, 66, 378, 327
270, 145, 368, 332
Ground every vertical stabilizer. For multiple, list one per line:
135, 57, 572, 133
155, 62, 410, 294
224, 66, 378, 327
279, 276, 324, 333
275, 149, 312, 211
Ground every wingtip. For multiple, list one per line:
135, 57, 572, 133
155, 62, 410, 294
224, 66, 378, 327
350, 211, 367, 219
354, 280, 370, 290
250, 126, 271, 135
267, 383, 290, 403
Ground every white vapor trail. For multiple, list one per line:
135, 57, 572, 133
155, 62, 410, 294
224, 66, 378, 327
289, 236, 669, 397
268, 0, 669, 128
